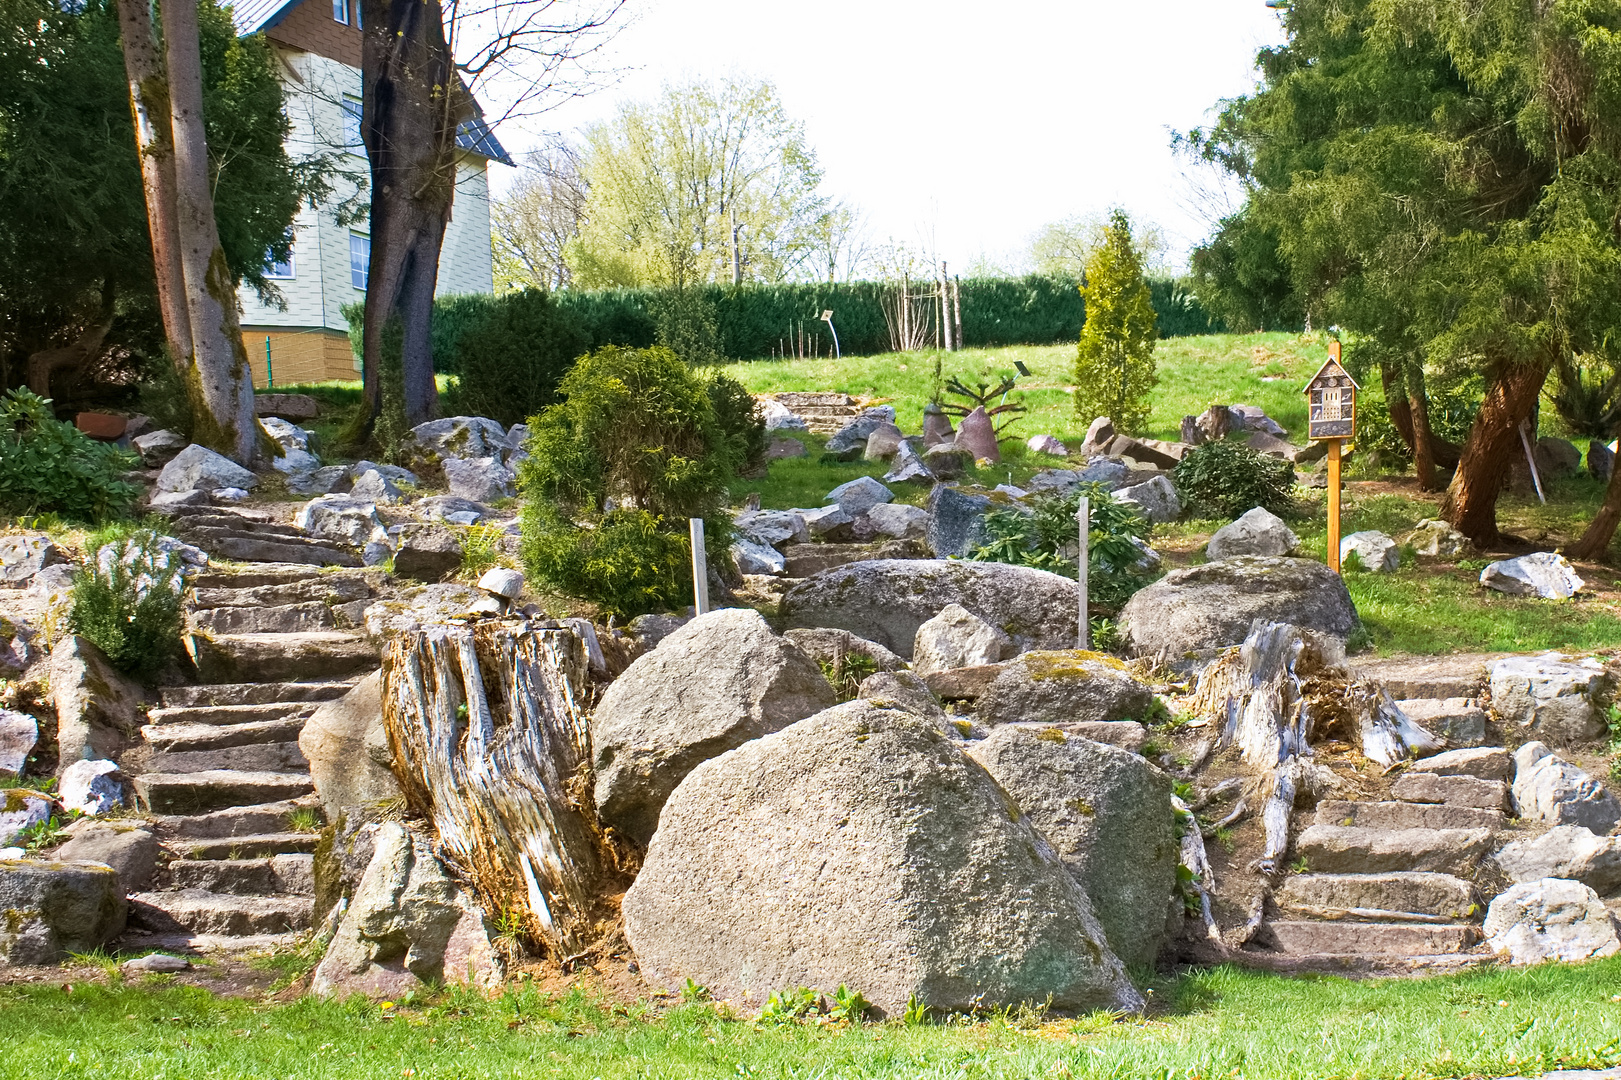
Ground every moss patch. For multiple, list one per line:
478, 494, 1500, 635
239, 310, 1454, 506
1023, 649, 1128, 681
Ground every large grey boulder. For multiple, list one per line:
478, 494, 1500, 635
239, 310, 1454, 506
780, 559, 1078, 660
911, 604, 1013, 676
295, 495, 383, 547
857, 670, 946, 722
0, 859, 125, 963
782, 628, 906, 673
1480, 552, 1584, 599
443, 456, 516, 503
733, 510, 810, 549
349, 469, 403, 505
51, 636, 144, 771
592, 608, 836, 845
867, 502, 930, 539
925, 485, 998, 558
299, 672, 401, 821
402, 416, 508, 467
730, 538, 785, 576
826, 475, 894, 516
965, 725, 1177, 968
1484, 878, 1619, 964
1113, 475, 1181, 523
132, 429, 187, 468
311, 822, 501, 996
392, 524, 463, 582
975, 650, 1157, 728
1512, 742, 1621, 832
1491, 654, 1611, 745
1206, 507, 1298, 560
0, 534, 62, 586
263, 416, 319, 473
1402, 519, 1470, 557
155, 444, 259, 493
1118, 557, 1358, 662
1495, 826, 1621, 895
824, 406, 898, 456
53, 820, 160, 892
623, 702, 1143, 1016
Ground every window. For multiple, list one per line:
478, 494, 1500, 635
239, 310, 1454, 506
341, 96, 363, 153
264, 246, 295, 280
332, 0, 348, 24
349, 232, 370, 289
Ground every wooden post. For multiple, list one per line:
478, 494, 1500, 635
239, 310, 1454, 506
689, 518, 709, 615
1076, 495, 1090, 649
952, 275, 964, 351
1327, 439, 1342, 572
939, 262, 953, 351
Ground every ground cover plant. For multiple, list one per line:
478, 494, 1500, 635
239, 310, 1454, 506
0, 388, 139, 522
4, 959, 1621, 1079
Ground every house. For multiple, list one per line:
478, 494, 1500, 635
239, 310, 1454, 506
230, 0, 511, 386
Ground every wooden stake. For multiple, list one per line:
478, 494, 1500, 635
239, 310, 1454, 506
689, 518, 709, 615
1076, 495, 1090, 649
1326, 438, 1343, 572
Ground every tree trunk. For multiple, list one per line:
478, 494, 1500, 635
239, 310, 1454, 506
1408, 381, 1439, 491
358, 0, 460, 434
27, 314, 114, 398
1356, 688, 1441, 766
1441, 360, 1550, 545
114, 0, 192, 367
381, 624, 624, 957
1380, 362, 1417, 452
1568, 455, 1621, 559
161, 0, 264, 465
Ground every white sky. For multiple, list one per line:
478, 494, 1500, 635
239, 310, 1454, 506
494, 0, 1288, 275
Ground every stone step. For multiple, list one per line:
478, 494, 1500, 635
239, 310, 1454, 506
176, 515, 306, 540
1314, 799, 1505, 833
153, 796, 321, 840
132, 769, 314, 814
117, 929, 306, 955
189, 601, 337, 635
146, 701, 320, 729
1294, 824, 1494, 875
165, 854, 315, 895
159, 680, 358, 708
771, 392, 858, 407
1345, 654, 1497, 700
1275, 872, 1481, 921
181, 530, 362, 568
175, 831, 321, 860
188, 565, 325, 591
129, 889, 312, 936
186, 631, 379, 683
147, 741, 307, 775
1391, 772, 1510, 810
143, 716, 308, 753
192, 575, 373, 609
1268, 920, 1479, 956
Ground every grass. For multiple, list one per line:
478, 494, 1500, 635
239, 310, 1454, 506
4, 960, 1621, 1078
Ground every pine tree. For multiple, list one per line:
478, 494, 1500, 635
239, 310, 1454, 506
1073, 210, 1158, 435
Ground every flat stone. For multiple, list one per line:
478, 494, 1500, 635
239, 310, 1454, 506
255, 393, 320, 421
190, 601, 336, 636
1314, 799, 1504, 832
476, 567, 524, 599
1294, 825, 1494, 875
995, 720, 1148, 755
731, 538, 786, 576
1028, 434, 1067, 456
53, 821, 161, 892
185, 631, 378, 683
1408, 746, 1513, 783
129, 889, 311, 936
1276, 872, 1479, 920
734, 510, 810, 549
131, 770, 315, 814
1392, 772, 1510, 810
768, 436, 808, 460
1395, 698, 1488, 746
122, 952, 191, 973
1268, 921, 1478, 957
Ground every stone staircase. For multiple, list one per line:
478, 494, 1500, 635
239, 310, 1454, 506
1266, 747, 1512, 969
122, 562, 382, 952
769, 392, 863, 435
169, 505, 361, 568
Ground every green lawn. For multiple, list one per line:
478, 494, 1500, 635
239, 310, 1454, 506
6, 960, 1621, 1079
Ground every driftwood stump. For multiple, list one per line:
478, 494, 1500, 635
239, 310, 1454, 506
382, 623, 621, 958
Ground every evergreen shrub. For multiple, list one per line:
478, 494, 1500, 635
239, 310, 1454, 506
0, 388, 139, 522
67, 532, 184, 682
1173, 439, 1296, 519
446, 288, 590, 427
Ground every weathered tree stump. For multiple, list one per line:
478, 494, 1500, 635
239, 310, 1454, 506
382, 623, 621, 958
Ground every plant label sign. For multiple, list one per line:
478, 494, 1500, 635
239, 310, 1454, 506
1304, 341, 1360, 441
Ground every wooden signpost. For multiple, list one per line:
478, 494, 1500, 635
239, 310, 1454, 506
1304, 341, 1360, 573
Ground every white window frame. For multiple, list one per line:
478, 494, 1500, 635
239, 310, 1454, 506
264, 247, 295, 280
332, 0, 348, 25
341, 95, 363, 155
349, 232, 370, 290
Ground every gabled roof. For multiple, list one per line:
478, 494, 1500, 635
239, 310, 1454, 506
229, 0, 513, 166
230, 0, 297, 36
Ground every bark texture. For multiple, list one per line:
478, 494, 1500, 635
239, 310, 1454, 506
1569, 457, 1621, 560
382, 624, 621, 958
358, 0, 465, 431
114, 0, 192, 366
1442, 360, 1550, 545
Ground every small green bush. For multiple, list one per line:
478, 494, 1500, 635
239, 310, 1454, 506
0, 388, 139, 523
970, 485, 1157, 611
445, 288, 591, 427
707, 372, 767, 475
66, 532, 184, 683
1073, 210, 1159, 435
519, 344, 735, 616
1172, 439, 1296, 518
